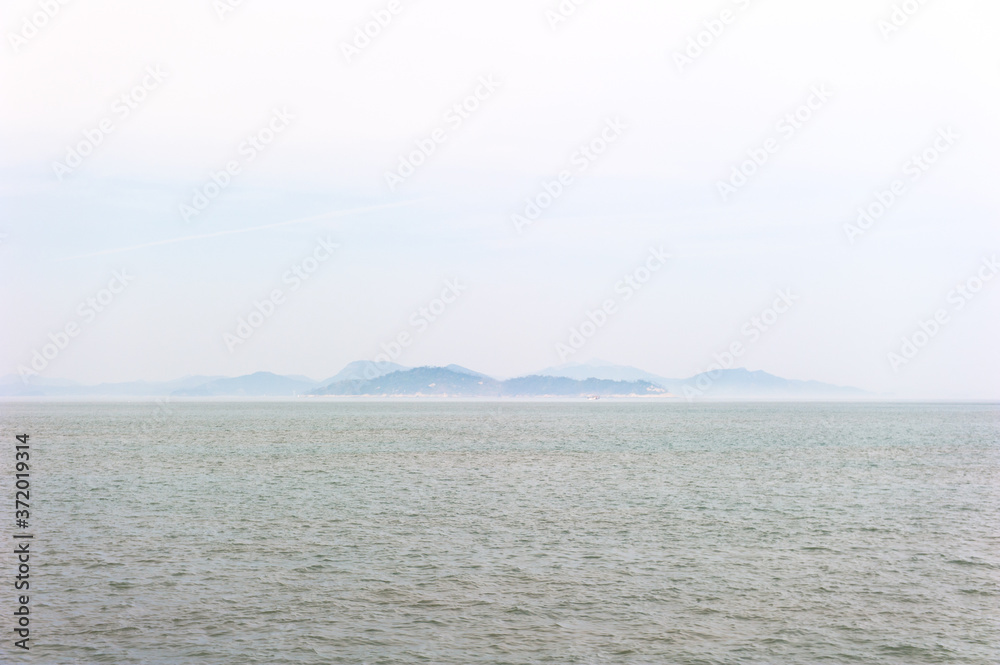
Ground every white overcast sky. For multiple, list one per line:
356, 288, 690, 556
1, 0, 998, 398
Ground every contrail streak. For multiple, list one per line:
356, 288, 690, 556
56, 199, 419, 261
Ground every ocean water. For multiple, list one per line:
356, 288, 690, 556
1, 401, 998, 664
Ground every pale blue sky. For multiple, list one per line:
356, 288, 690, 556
1, 0, 998, 398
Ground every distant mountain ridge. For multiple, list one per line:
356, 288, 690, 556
535, 360, 866, 398
537, 360, 672, 386
0, 360, 869, 398
0, 374, 223, 397
313, 367, 667, 397
172, 372, 316, 397
316, 360, 407, 386
675, 367, 865, 398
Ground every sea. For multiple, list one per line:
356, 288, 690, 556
1, 400, 997, 664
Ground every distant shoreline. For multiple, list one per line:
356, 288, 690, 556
4, 396, 994, 404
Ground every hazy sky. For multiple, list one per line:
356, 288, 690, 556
1, 0, 998, 398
